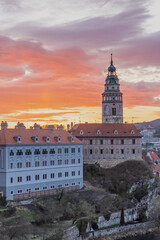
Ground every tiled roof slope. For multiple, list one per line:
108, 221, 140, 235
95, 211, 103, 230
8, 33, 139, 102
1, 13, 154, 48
71, 123, 141, 137
0, 129, 82, 145
148, 152, 160, 162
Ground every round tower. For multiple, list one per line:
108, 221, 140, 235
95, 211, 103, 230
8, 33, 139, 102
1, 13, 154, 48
102, 54, 123, 123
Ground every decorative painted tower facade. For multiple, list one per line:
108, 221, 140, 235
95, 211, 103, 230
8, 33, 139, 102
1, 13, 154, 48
102, 54, 123, 123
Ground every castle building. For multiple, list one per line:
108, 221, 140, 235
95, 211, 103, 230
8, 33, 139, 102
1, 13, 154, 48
0, 123, 83, 200
71, 55, 142, 168
71, 123, 142, 168
102, 54, 123, 123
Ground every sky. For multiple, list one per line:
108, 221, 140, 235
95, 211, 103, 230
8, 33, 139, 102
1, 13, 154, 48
0, 0, 160, 128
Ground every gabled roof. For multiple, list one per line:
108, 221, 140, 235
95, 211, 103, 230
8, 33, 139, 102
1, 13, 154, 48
70, 123, 141, 137
0, 129, 82, 145
148, 152, 160, 162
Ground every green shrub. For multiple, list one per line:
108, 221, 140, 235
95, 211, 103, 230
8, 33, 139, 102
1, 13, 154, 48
2, 207, 16, 217
0, 196, 6, 207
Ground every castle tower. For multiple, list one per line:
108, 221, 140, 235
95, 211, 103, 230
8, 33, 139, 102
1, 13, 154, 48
102, 54, 123, 123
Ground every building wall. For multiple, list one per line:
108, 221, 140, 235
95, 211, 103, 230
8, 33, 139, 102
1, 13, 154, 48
80, 137, 142, 168
0, 144, 83, 200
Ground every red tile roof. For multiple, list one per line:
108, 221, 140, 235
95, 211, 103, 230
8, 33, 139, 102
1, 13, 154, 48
70, 123, 141, 137
0, 129, 82, 145
153, 164, 160, 173
148, 152, 160, 162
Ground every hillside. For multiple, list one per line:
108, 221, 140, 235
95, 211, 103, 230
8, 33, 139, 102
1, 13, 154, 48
135, 119, 160, 130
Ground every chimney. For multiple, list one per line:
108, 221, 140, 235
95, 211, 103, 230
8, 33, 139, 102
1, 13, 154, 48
71, 122, 73, 129
34, 123, 41, 129
15, 122, 26, 129
47, 125, 55, 130
58, 124, 64, 130
1, 121, 8, 130
67, 124, 70, 132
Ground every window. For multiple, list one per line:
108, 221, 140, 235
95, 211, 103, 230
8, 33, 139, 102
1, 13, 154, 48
112, 108, 116, 115
34, 149, 40, 155
17, 176, 22, 182
26, 162, 31, 168
132, 139, 136, 144
35, 175, 39, 180
100, 149, 103, 154
71, 148, 75, 153
80, 130, 84, 135
72, 171, 75, 176
43, 161, 47, 166
16, 150, 23, 156
50, 173, 54, 179
10, 163, 13, 169
58, 148, 62, 154
131, 130, 135, 134
11, 191, 13, 194
25, 149, 32, 155
43, 174, 47, 179
58, 184, 62, 188
97, 130, 101, 134
27, 189, 31, 192
51, 185, 54, 189
58, 160, 62, 165
111, 139, 114, 145
121, 149, 124, 154
114, 130, 118, 134
65, 159, 69, 164
43, 187, 47, 190
50, 149, 55, 154
132, 149, 135, 154
90, 149, 92, 154
18, 190, 22, 193
50, 160, 54, 166
90, 140, 93, 145
78, 148, 81, 153
26, 176, 31, 181
72, 183, 75, 185
121, 139, 124, 145
64, 148, 69, 154
78, 159, 81, 164
17, 162, 22, 168
35, 187, 39, 191
78, 171, 80, 175
58, 172, 62, 178
10, 150, 14, 156
71, 159, 75, 164
111, 149, 114, 154
65, 172, 69, 177
65, 183, 68, 186
42, 149, 48, 154
35, 161, 40, 167
10, 177, 13, 183
100, 140, 103, 145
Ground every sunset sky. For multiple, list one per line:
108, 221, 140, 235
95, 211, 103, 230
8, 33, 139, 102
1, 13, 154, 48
0, 0, 160, 128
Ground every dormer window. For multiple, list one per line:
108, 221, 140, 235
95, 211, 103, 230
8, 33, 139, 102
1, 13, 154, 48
54, 136, 61, 142
97, 130, 101, 134
13, 136, 21, 143
43, 136, 50, 143
68, 136, 74, 142
131, 130, 135, 134
80, 130, 84, 135
114, 130, 118, 134
31, 136, 39, 143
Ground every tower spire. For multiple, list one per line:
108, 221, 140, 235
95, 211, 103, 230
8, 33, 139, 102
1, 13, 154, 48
111, 53, 113, 66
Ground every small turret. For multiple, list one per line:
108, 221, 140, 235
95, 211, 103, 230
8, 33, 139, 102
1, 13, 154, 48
1, 121, 8, 130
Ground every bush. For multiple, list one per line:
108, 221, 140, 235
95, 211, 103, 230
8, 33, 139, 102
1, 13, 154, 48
132, 185, 148, 202
0, 196, 6, 207
2, 207, 16, 217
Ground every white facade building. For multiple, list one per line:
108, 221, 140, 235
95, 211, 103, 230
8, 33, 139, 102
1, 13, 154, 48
0, 124, 83, 200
